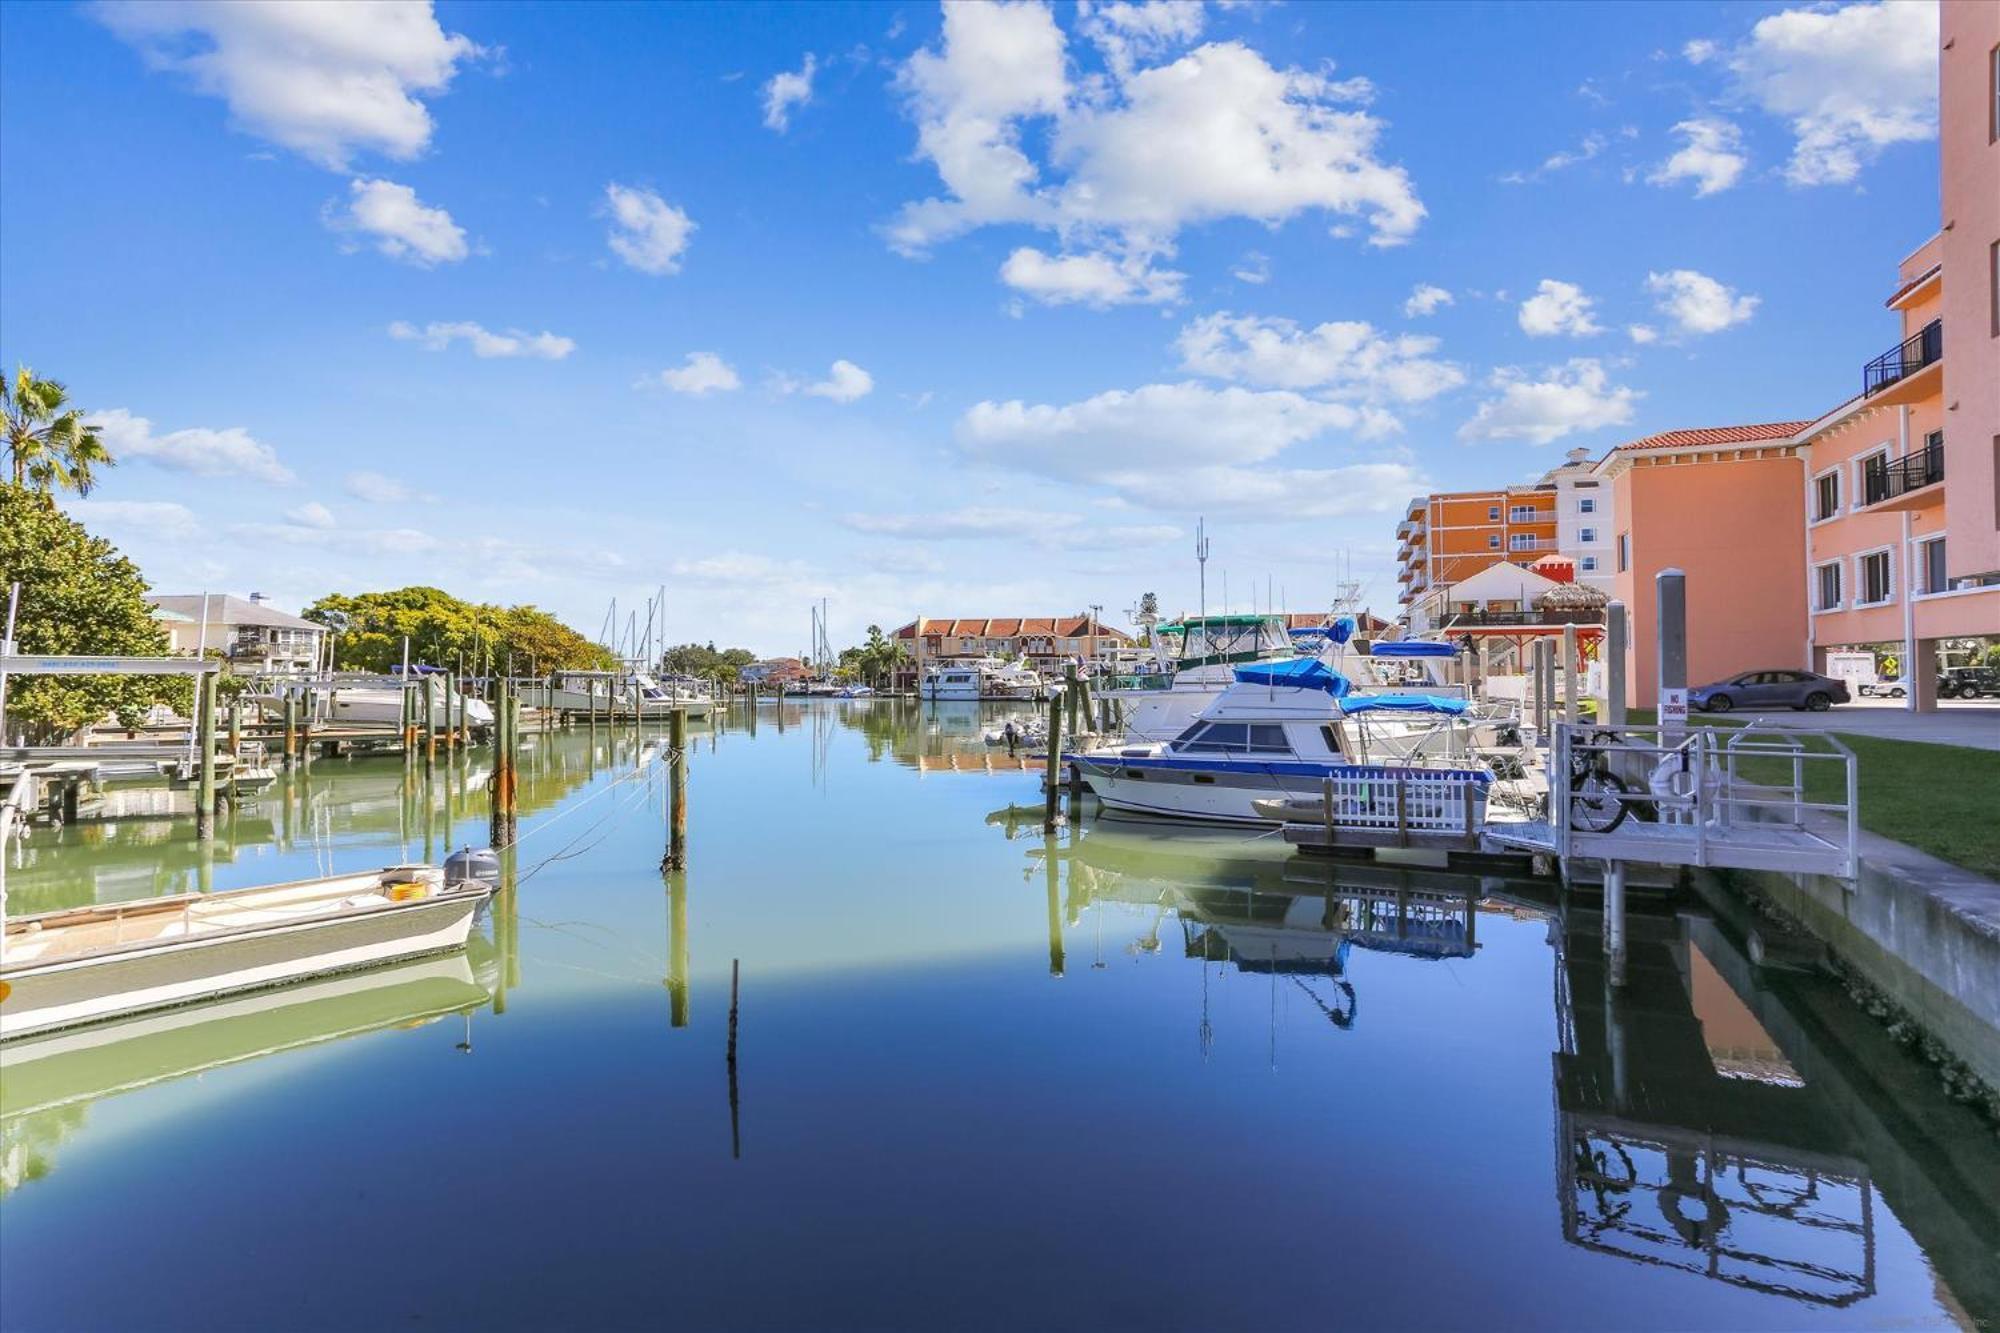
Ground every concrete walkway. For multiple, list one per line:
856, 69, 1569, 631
1704, 698, 2000, 750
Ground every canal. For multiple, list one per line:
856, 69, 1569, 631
2, 700, 1996, 1330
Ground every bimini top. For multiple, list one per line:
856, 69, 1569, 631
1288, 615, 1360, 646
1338, 692, 1469, 715
1367, 640, 1457, 659
1231, 657, 1353, 695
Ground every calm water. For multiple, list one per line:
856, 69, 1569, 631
2, 701, 1996, 1331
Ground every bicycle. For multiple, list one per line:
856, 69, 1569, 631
1568, 729, 1631, 834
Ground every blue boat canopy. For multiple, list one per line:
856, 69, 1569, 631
1232, 657, 1353, 696
1368, 640, 1457, 659
1338, 692, 1470, 715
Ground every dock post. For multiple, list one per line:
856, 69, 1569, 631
422, 673, 437, 771
1656, 569, 1688, 744
667, 705, 688, 870
490, 678, 518, 847
665, 862, 689, 1028
227, 694, 241, 756
1064, 662, 1079, 739
1045, 835, 1065, 977
1530, 640, 1549, 743
283, 691, 298, 766
1042, 689, 1064, 833
1562, 623, 1579, 724
1605, 601, 1628, 726
1604, 859, 1628, 988
195, 670, 217, 840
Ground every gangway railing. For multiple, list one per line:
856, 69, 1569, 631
1552, 723, 1858, 879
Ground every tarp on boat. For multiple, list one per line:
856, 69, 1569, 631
1367, 640, 1457, 659
1232, 657, 1353, 696
1338, 692, 1469, 715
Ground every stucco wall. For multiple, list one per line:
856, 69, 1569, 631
1940, 0, 2000, 581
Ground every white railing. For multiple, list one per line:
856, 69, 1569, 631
1316, 768, 1487, 842
1552, 723, 1858, 878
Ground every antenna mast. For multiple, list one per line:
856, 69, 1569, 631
1195, 518, 1210, 622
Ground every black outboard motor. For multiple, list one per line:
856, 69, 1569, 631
443, 845, 502, 888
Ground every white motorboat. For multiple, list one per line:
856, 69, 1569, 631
0, 864, 492, 1041
1067, 658, 1492, 826
326, 682, 494, 730
921, 657, 1044, 702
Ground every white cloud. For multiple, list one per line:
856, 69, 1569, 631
1517, 279, 1604, 337
1174, 312, 1464, 405
888, 5, 1424, 295
793, 359, 874, 403
603, 183, 694, 275
87, 408, 296, 484
1403, 283, 1452, 318
1457, 359, 1639, 445
1726, 1, 1938, 186
648, 352, 742, 396
1683, 38, 1719, 65
1076, 0, 1205, 77
840, 506, 1182, 549
328, 178, 468, 265
388, 320, 574, 359
1645, 268, 1759, 335
66, 499, 202, 542
284, 500, 337, 529
344, 470, 414, 503
1626, 324, 1659, 345
92, 0, 486, 169
999, 246, 1184, 306
1231, 251, 1270, 285
1647, 117, 1746, 196
1500, 131, 1606, 185
762, 53, 816, 132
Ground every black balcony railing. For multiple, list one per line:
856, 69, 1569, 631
1439, 608, 1605, 628
1862, 318, 1942, 396
1862, 435, 1945, 506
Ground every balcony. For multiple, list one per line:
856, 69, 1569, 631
1505, 537, 1560, 554
1861, 436, 1944, 511
1862, 318, 1941, 401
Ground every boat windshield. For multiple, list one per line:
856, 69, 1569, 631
1171, 721, 1294, 755
1156, 615, 1292, 667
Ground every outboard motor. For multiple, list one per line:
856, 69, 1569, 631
443, 845, 502, 888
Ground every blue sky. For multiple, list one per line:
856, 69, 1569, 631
0, 0, 1943, 654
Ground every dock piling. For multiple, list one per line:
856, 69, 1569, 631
1605, 600, 1629, 726
1562, 623, 1579, 724
666, 706, 689, 870
195, 670, 217, 840
1042, 689, 1064, 833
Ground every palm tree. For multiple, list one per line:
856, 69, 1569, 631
3, 366, 112, 495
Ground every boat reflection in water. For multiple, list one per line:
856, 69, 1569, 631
1019, 815, 2000, 1321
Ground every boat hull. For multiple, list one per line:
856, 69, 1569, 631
1072, 754, 1489, 827
0, 890, 488, 1041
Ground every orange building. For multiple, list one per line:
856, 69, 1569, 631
1396, 486, 1560, 610
1602, 424, 1816, 708
1795, 0, 2000, 708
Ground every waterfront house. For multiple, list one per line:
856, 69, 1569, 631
150, 593, 327, 673
740, 657, 809, 687
1792, 0, 2000, 708
890, 616, 1135, 690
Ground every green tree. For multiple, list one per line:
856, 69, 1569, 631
0, 486, 188, 742
303, 587, 615, 675
3, 367, 112, 496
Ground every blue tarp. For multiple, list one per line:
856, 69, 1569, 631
1232, 657, 1353, 696
1368, 640, 1457, 659
1338, 692, 1470, 715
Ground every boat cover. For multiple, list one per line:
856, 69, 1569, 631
1368, 640, 1456, 659
1232, 657, 1353, 695
1338, 692, 1470, 715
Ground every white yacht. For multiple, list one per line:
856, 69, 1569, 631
1068, 658, 1491, 826
326, 679, 495, 730
1096, 613, 1302, 742
921, 658, 1045, 702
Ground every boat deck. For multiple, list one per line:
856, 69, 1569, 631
1484, 817, 1853, 877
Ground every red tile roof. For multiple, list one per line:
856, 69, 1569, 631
1613, 422, 1814, 453
896, 616, 1134, 642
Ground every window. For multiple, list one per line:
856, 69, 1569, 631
1488, 534, 1501, 549
1579, 526, 1597, 543
1856, 446, 1891, 506
1509, 533, 1538, 551
1174, 722, 1292, 755
1812, 470, 1840, 522
1580, 556, 1598, 572
1487, 504, 1501, 521
1814, 560, 1842, 611
1508, 505, 1542, 522
1616, 533, 1629, 573
1857, 549, 1893, 605
1919, 536, 1948, 595
1578, 497, 1596, 514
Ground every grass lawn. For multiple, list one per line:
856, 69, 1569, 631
1591, 708, 2000, 879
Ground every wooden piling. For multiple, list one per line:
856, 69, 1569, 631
666, 865, 689, 1028
1042, 689, 1064, 833
667, 706, 688, 870
422, 673, 438, 770
227, 694, 241, 755
489, 678, 518, 847
195, 670, 217, 840
283, 691, 299, 766
1064, 662, 1080, 739
1044, 835, 1065, 977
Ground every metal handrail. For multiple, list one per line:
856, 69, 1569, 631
1861, 437, 1944, 505
1862, 318, 1942, 396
